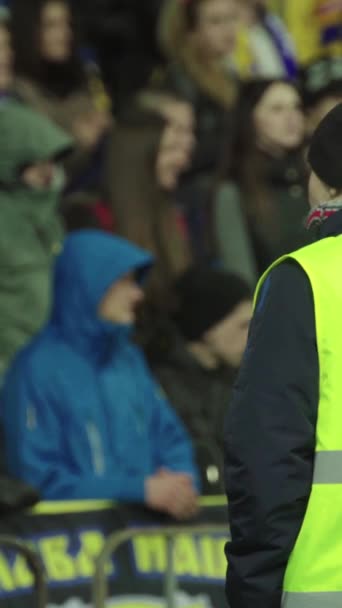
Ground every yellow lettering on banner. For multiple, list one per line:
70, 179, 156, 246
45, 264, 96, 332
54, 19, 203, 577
198, 536, 226, 579
174, 535, 201, 577
133, 534, 226, 581
0, 554, 15, 592
12, 555, 34, 588
0, 553, 34, 592
133, 535, 166, 573
39, 535, 75, 581
76, 531, 113, 577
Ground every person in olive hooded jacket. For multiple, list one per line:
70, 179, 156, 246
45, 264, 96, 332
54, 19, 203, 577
0, 98, 72, 374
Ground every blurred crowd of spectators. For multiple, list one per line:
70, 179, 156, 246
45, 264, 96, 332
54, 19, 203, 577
0, 0, 341, 515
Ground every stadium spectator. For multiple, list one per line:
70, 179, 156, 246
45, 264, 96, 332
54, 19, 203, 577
144, 0, 240, 259
233, 0, 298, 79
0, 99, 71, 376
107, 105, 194, 306
215, 78, 308, 284
1, 231, 199, 520
10, 0, 194, 237
11, 0, 112, 191
148, 267, 252, 457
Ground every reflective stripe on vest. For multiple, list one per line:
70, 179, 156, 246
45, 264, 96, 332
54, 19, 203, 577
313, 451, 342, 484
283, 592, 342, 607
254, 236, 342, 603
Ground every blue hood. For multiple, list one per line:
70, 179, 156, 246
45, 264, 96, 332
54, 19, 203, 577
51, 230, 153, 356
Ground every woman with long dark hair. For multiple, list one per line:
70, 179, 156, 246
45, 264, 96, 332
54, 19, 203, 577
11, 0, 111, 189
215, 78, 308, 284
142, 0, 240, 260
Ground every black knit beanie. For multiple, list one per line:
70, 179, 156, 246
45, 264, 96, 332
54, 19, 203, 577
308, 102, 342, 190
172, 267, 252, 342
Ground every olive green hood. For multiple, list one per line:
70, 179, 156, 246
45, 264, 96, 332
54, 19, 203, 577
0, 98, 73, 186
0, 99, 71, 372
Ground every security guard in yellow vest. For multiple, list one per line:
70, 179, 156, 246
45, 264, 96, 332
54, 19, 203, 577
225, 102, 342, 608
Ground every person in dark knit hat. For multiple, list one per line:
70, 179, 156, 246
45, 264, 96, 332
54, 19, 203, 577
172, 267, 252, 366
149, 266, 252, 493
224, 102, 342, 608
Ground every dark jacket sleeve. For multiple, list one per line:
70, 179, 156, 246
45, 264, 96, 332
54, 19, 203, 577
224, 261, 319, 608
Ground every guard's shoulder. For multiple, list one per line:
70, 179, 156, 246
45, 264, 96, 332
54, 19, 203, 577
256, 261, 311, 315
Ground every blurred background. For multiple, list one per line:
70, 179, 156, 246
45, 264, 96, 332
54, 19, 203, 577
0, 1, 340, 604
0, 0, 341, 512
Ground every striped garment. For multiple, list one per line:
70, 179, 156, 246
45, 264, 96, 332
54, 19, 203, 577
306, 199, 342, 228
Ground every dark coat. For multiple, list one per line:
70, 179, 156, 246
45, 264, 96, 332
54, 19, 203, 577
215, 150, 310, 285
249, 151, 310, 274
152, 335, 236, 452
148, 330, 236, 494
224, 210, 342, 607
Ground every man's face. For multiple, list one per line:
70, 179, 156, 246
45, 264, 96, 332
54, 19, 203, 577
204, 300, 253, 368
98, 274, 145, 325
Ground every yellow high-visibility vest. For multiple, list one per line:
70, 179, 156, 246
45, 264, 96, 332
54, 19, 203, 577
255, 235, 342, 607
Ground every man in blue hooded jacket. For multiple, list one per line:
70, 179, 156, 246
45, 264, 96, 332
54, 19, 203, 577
1, 230, 199, 519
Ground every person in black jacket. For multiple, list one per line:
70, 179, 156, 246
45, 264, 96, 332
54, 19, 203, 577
224, 103, 342, 607
146, 266, 252, 493
150, 267, 252, 444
